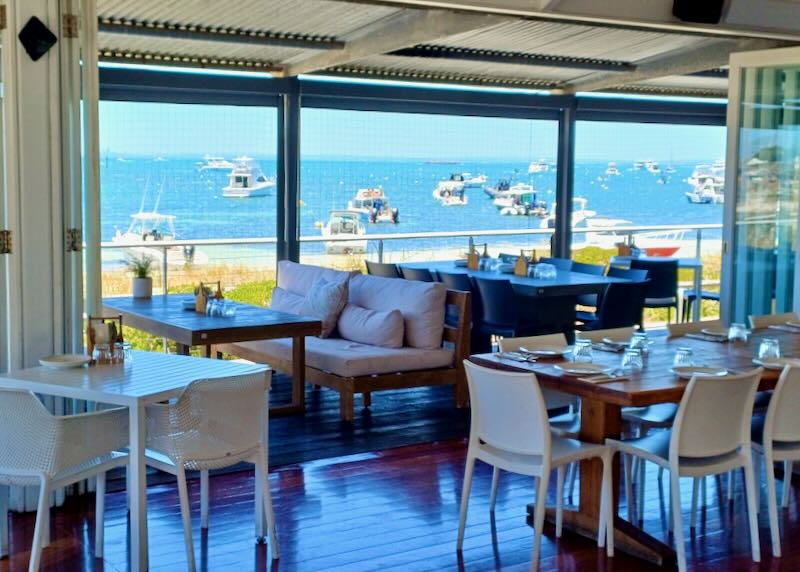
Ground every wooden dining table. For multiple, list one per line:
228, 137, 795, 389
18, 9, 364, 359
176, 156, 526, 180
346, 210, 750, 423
470, 326, 795, 567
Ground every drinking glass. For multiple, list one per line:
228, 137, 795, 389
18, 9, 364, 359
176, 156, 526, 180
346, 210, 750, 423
630, 331, 649, 355
728, 323, 749, 342
92, 343, 110, 364
758, 337, 781, 360
223, 301, 237, 318
621, 348, 644, 372
672, 347, 693, 368
573, 339, 593, 363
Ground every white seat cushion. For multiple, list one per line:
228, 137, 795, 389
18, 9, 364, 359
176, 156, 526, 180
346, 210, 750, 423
233, 336, 454, 378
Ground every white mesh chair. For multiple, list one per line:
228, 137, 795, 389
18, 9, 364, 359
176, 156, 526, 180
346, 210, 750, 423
749, 311, 799, 329
145, 371, 278, 571
606, 369, 763, 572
751, 365, 800, 557
0, 390, 128, 572
457, 361, 614, 571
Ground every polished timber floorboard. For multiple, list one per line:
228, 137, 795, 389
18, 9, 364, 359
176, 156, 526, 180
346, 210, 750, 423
2, 439, 800, 571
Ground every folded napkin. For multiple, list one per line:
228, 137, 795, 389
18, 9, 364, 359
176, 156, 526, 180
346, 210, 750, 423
684, 332, 728, 343
592, 343, 625, 353
768, 324, 800, 334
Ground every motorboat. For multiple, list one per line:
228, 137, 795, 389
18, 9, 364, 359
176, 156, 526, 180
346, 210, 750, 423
347, 187, 399, 223
483, 179, 512, 198
579, 217, 684, 256
112, 212, 206, 265
462, 173, 488, 187
605, 162, 621, 176
686, 161, 725, 204
493, 185, 547, 216
645, 160, 661, 174
632, 161, 645, 171
540, 197, 597, 229
222, 157, 275, 198
321, 210, 368, 254
198, 154, 235, 170
439, 187, 468, 206
528, 159, 549, 174
433, 175, 466, 203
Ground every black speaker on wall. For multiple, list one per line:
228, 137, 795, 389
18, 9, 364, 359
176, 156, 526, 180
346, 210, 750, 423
673, 0, 726, 24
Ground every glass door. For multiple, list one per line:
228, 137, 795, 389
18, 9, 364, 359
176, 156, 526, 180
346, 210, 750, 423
723, 48, 800, 323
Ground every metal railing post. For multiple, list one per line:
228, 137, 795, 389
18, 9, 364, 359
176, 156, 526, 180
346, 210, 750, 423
161, 246, 168, 294
378, 239, 384, 263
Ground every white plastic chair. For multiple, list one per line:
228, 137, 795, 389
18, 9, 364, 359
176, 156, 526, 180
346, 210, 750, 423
457, 361, 613, 571
145, 372, 278, 571
0, 390, 128, 572
751, 365, 800, 557
575, 326, 637, 343
749, 311, 799, 329
606, 369, 763, 572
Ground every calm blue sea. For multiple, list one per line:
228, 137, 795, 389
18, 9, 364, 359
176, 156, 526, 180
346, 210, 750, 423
100, 157, 724, 262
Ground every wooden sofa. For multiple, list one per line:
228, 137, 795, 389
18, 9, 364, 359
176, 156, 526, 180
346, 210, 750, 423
217, 263, 471, 421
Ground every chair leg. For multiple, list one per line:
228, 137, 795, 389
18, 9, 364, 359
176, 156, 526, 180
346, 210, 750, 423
670, 472, 686, 572
29, 480, 51, 572
531, 469, 551, 572
0, 484, 7, 559
556, 466, 564, 538
489, 467, 500, 512
126, 464, 132, 512
41, 490, 50, 549
783, 461, 793, 508
701, 475, 707, 507
176, 465, 197, 572
456, 455, 475, 551
690, 478, 699, 529
623, 453, 635, 522
567, 462, 577, 503
257, 447, 280, 560
200, 470, 210, 529
727, 470, 734, 503
637, 458, 646, 524
743, 460, 762, 563
764, 452, 781, 557
339, 390, 355, 422
362, 392, 372, 408
95, 472, 106, 558
600, 453, 614, 556
753, 452, 762, 514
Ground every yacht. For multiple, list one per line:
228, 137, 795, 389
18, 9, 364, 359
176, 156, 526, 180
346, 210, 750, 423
540, 197, 597, 229
493, 185, 547, 217
462, 173, 488, 187
686, 161, 725, 204
112, 212, 206, 265
605, 162, 621, 176
528, 159, 549, 174
645, 160, 661, 174
432, 175, 466, 202
222, 157, 276, 198
439, 187, 468, 206
483, 179, 512, 198
347, 187, 399, 223
321, 210, 368, 254
198, 154, 235, 170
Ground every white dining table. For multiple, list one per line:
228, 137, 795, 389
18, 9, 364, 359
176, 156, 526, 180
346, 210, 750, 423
0, 350, 269, 571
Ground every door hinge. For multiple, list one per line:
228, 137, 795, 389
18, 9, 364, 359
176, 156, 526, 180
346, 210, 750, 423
63, 13, 78, 38
0, 6, 7, 31
66, 228, 82, 252
0, 230, 11, 255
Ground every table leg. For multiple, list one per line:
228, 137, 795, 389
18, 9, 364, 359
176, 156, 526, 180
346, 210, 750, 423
176, 343, 191, 356
129, 402, 148, 571
533, 397, 676, 566
692, 265, 703, 322
270, 335, 306, 416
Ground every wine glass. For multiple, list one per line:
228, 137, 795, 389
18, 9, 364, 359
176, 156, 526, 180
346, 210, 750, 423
758, 337, 781, 360
573, 339, 593, 363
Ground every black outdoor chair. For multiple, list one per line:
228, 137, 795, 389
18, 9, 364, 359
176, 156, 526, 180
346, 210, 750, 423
579, 279, 649, 331
365, 260, 400, 278
572, 261, 606, 309
682, 290, 720, 322
577, 266, 649, 325
630, 259, 679, 322
498, 253, 519, 263
400, 266, 436, 282
439, 271, 489, 353
538, 257, 573, 271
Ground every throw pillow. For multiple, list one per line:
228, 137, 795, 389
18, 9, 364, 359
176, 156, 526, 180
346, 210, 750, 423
300, 277, 348, 338
337, 304, 404, 348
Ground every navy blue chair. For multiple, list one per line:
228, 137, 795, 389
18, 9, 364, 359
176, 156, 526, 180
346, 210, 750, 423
365, 260, 400, 278
439, 271, 489, 353
630, 259, 679, 322
400, 266, 436, 282
580, 280, 649, 331
538, 257, 573, 271
573, 262, 606, 309
682, 290, 720, 322
607, 266, 649, 282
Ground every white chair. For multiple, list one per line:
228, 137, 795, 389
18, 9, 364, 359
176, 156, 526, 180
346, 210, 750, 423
751, 365, 800, 557
607, 369, 763, 572
749, 311, 799, 329
666, 319, 723, 338
575, 326, 637, 343
0, 390, 128, 572
457, 361, 614, 571
145, 372, 278, 571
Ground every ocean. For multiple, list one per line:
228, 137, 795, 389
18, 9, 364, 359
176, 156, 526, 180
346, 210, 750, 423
100, 157, 724, 265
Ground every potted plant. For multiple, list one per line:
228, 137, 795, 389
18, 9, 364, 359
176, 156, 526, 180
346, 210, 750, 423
128, 254, 154, 299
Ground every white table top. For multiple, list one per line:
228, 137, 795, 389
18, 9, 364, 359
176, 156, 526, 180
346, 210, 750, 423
0, 350, 268, 407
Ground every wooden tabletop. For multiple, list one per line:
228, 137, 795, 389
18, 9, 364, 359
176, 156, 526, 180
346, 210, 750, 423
470, 327, 792, 407
103, 295, 321, 347
400, 260, 627, 297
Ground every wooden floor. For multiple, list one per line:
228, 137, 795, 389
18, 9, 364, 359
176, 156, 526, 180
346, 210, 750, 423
2, 438, 799, 571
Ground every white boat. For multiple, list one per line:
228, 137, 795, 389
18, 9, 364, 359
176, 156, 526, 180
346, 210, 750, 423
112, 212, 206, 266
528, 159, 549, 174
483, 179, 512, 198
153, 156, 168, 163
321, 210, 368, 254
347, 187, 399, 224
632, 161, 645, 171
198, 154, 235, 171
222, 157, 275, 198
581, 217, 685, 256
433, 175, 466, 204
439, 187, 468, 206
686, 161, 725, 204
462, 173, 488, 187
645, 160, 661, 174
493, 185, 547, 216
605, 162, 621, 176
540, 197, 597, 229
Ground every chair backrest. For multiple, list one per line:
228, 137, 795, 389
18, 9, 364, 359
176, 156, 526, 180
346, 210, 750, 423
670, 368, 761, 460
594, 280, 648, 329
438, 271, 473, 293
172, 372, 271, 457
575, 326, 638, 343
630, 259, 678, 299
464, 361, 550, 456
571, 261, 605, 276
498, 253, 519, 263
400, 266, 435, 282
474, 277, 516, 327
498, 334, 575, 411
539, 256, 573, 271
365, 260, 400, 278
666, 319, 723, 338
606, 266, 648, 282
749, 311, 799, 329
0, 390, 58, 475
764, 365, 800, 443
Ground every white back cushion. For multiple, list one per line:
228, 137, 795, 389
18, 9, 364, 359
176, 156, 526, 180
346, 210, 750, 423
270, 287, 305, 315
299, 278, 349, 338
277, 260, 353, 297
348, 274, 446, 350
338, 304, 404, 348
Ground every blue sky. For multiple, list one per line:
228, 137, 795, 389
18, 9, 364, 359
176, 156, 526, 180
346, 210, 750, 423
99, 100, 726, 162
